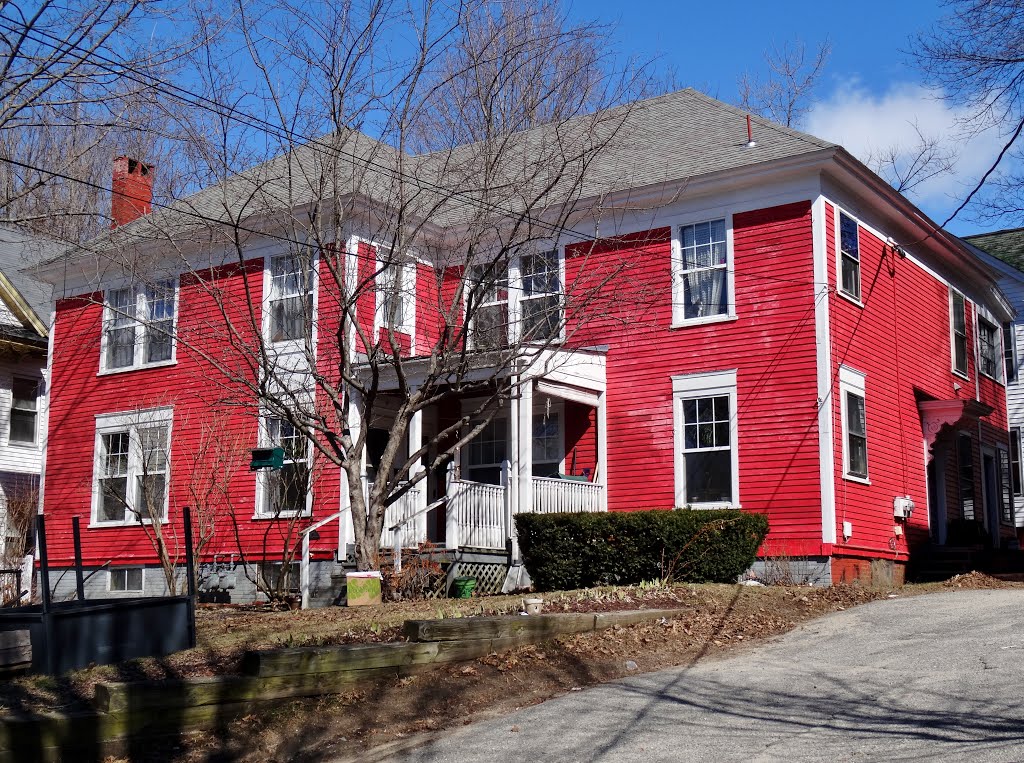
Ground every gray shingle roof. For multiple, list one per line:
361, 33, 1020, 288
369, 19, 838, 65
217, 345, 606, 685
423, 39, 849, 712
59, 89, 837, 258
0, 225, 57, 326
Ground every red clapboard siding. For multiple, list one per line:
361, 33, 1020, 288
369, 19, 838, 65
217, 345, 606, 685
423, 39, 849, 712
43, 257, 341, 568
564, 201, 823, 551
824, 201, 1008, 560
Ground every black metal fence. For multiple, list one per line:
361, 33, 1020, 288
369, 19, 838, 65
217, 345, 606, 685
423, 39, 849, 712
0, 508, 197, 674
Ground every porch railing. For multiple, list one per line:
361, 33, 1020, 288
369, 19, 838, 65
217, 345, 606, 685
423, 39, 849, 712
532, 476, 604, 514
446, 479, 507, 550
382, 484, 426, 548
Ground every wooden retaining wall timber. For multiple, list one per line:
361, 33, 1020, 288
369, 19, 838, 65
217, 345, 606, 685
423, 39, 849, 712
0, 607, 688, 762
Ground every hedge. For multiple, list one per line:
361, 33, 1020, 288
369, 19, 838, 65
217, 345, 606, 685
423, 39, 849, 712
515, 509, 769, 592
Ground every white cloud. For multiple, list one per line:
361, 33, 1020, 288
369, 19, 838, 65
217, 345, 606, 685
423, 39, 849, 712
805, 81, 1006, 222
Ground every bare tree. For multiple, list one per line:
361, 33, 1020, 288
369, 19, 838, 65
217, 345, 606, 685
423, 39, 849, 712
737, 39, 831, 128
75, 0, 654, 573
0, 1, 201, 241
866, 119, 957, 194
913, 0, 1024, 223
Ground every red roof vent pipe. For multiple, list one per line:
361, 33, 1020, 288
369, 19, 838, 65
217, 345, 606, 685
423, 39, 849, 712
745, 115, 757, 148
111, 156, 154, 228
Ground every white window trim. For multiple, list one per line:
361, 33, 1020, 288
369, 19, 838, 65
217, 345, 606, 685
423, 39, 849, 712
98, 279, 180, 375
976, 312, 1004, 385
108, 566, 145, 593
839, 365, 869, 484
672, 369, 740, 509
90, 407, 173, 528
949, 288, 970, 380
834, 208, 864, 307
261, 245, 320, 351
8, 375, 41, 448
253, 413, 314, 519
670, 213, 736, 327
465, 245, 566, 350
373, 250, 417, 345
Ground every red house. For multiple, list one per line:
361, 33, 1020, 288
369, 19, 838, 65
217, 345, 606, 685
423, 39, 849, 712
33, 90, 1016, 602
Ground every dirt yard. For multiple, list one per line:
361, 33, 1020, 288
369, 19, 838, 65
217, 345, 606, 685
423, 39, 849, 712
142, 574, 1019, 762
2, 573, 1016, 762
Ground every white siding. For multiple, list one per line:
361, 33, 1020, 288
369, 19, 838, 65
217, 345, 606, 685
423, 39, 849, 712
0, 357, 45, 474
998, 274, 1024, 527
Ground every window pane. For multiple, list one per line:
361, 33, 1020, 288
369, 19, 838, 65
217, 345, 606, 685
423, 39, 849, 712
472, 303, 509, 348
522, 295, 560, 340
999, 448, 1013, 523
126, 568, 143, 591
107, 325, 136, 368
12, 378, 37, 411
99, 476, 128, 522
846, 393, 866, 437
684, 424, 697, 449
271, 295, 312, 342
682, 269, 728, 319
685, 450, 732, 503
841, 256, 860, 299
1004, 323, 1015, 382
103, 433, 130, 477
682, 399, 697, 423
522, 252, 559, 295
952, 292, 966, 335
840, 214, 859, 260
848, 434, 868, 478
266, 460, 305, 514
137, 474, 166, 518
955, 336, 968, 374
139, 427, 168, 472
9, 411, 35, 443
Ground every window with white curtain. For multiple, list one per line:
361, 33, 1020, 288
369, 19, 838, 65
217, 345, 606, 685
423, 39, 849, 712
677, 219, 728, 321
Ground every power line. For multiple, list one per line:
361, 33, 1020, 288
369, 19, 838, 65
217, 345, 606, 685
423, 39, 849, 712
0, 17, 611, 248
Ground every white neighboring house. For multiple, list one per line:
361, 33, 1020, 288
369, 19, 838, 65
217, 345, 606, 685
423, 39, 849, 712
0, 226, 53, 564
962, 228, 1024, 542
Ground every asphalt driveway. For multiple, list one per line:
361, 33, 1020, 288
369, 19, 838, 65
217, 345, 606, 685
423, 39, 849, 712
391, 589, 1024, 762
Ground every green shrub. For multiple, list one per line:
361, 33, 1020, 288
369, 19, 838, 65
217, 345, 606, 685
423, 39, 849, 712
515, 509, 769, 591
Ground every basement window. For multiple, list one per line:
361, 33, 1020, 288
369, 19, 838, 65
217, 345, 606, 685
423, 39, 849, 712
109, 567, 144, 593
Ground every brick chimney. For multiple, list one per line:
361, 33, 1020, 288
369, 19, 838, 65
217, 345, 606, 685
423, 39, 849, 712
110, 156, 154, 228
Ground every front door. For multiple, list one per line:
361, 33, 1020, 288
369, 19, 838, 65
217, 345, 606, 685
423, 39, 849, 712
927, 455, 948, 545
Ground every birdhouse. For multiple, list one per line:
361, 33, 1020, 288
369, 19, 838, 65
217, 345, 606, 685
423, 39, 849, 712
249, 446, 284, 471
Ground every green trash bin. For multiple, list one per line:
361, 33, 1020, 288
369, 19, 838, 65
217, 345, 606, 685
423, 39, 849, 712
452, 576, 477, 598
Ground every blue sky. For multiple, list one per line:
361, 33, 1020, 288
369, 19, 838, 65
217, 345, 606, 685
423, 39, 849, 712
572, 1, 1004, 235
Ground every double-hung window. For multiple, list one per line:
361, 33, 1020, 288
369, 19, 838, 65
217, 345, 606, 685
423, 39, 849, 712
257, 417, 311, 516
93, 409, 172, 525
978, 317, 1001, 381
468, 264, 509, 349
268, 252, 315, 343
998, 447, 1014, 524
520, 251, 561, 341
839, 366, 868, 481
465, 417, 507, 485
950, 290, 968, 376
676, 219, 729, 322
838, 212, 861, 301
103, 280, 177, 371
1011, 429, 1022, 497
1003, 322, 1016, 383
377, 258, 414, 334
8, 377, 39, 445
672, 370, 738, 507
533, 410, 562, 478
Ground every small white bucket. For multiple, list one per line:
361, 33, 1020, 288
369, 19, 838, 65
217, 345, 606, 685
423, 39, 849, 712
524, 597, 543, 615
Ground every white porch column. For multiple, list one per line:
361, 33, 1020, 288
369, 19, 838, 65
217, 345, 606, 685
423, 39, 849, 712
516, 378, 534, 556
407, 408, 427, 542
444, 462, 460, 549
596, 390, 608, 511
337, 468, 354, 558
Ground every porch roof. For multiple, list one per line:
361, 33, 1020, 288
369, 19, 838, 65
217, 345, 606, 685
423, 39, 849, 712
355, 345, 607, 396
919, 398, 995, 452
